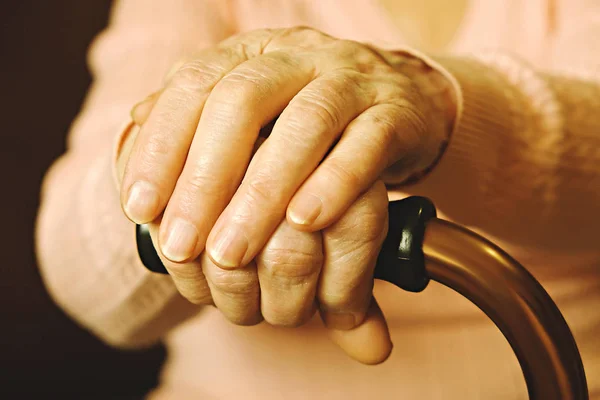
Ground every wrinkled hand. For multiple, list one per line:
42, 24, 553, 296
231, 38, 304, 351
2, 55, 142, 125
120, 27, 454, 364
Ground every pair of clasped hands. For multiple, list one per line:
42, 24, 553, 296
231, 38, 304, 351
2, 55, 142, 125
119, 28, 455, 365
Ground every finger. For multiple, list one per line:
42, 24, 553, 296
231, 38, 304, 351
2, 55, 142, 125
319, 180, 388, 330
117, 122, 212, 305
201, 253, 262, 326
160, 52, 315, 263
147, 218, 214, 305
257, 220, 323, 327
324, 298, 393, 365
206, 70, 374, 269
120, 46, 250, 225
131, 90, 162, 126
130, 55, 198, 127
287, 101, 426, 231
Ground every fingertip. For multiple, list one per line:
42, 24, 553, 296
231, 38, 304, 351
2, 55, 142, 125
287, 195, 334, 233
325, 300, 393, 365
287, 192, 323, 227
122, 180, 162, 224
158, 217, 202, 264
206, 225, 249, 270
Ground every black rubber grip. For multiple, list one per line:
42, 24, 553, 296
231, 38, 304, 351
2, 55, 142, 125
136, 196, 436, 293
373, 196, 436, 292
135, 223, 168, 274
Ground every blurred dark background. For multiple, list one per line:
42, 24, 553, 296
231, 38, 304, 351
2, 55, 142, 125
0, 1, 164, 398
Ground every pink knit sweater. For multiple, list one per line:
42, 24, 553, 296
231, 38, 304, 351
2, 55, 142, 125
36, 0, 600, 398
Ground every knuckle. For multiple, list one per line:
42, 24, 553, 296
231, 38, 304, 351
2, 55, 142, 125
183, 168, 226, 198
376, 117, 400, 155
331, 39, 361, 56
226, 311, 262, 326
263, 307, 311, 328
319, 290, 356, 311
170, 272, 212, 305
242, 174, 279, 209
394, 101, 428, 140
140, 132, 174, 160
322, 161, 362, 191
171, 60, 220, 92
288, 92, 342, 134
327, 188, 388, 249
183, 290, 212, 305
319, 277, 373, 313
208, 267, 258, 296
353, 203, 388, 245
364, 111, 399, 146
168, 264, 200, 281
217, 71, 262, 102
260, 246, 323, 281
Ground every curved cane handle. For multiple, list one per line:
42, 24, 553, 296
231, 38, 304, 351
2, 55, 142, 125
136, 196, 588, 399
421, 219, 588, 399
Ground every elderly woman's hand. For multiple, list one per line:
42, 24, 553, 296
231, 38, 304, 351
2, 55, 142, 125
121, 27, 455, 364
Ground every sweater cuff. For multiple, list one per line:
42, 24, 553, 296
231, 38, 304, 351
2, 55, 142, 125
402, 55, 529, 222
402, 52, 565, 229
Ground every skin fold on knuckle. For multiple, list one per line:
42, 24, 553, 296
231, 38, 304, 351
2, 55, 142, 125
205, 266, 259, 297
289, 89, 343, 134
318, 282, 370, 317
225, 309, 263, 327
363, 108, 401, 151
237, 173, 286, 221
262, 297, 316, 328
258, 224, 322, 327
223, 52, 301, 89
327, 204, 387, 249
180, 286, 213, 306
139, 130, 178, 163
205, 268, 262, 326
170, 271, 212, 305
388, 83, 430, 143
180, 165, 232, 206
258, 248, 321, 326
213, 71, 267, 110
258, 221, 323, 277
321, 160, 364, 194
322, 241, 376, 296
259, 245, 323, 283
170, 55, 237, 94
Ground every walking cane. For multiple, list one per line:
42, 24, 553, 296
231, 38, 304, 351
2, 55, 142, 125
136, 196, 589, 399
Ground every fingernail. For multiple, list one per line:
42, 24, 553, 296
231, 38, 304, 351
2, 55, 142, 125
125, 181, 160, 223
322, 312, 357, 330
209, 225, 248, 268
288, 194, 323, 226
161, 218, 199, 262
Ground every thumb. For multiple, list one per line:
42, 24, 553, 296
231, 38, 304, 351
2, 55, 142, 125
323, 298, 393, 365
130, 90, 162, 126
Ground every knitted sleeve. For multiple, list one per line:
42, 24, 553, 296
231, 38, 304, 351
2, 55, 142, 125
35, 0, 235, 347
405, 49, 600, 253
